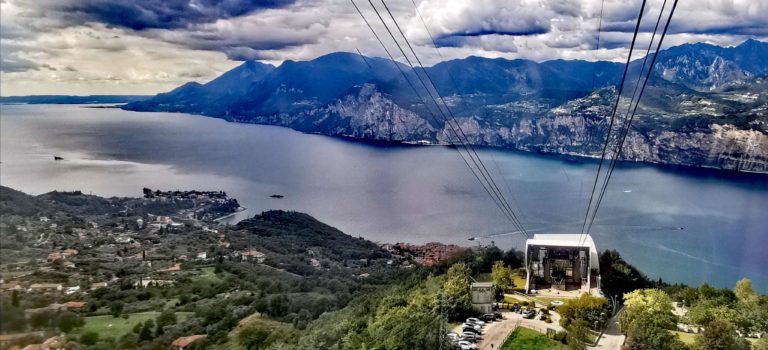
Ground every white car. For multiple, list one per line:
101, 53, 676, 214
457, 340, 477, 349
462, 323, 481, 332
466, 318, 486, 326
462, 332, 482, 340
446, 332, 460, 341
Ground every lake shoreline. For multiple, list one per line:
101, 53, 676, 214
2, 104, 766, 291
125, 107, 768, 177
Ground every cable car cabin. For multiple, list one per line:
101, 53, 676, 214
524, 234, 601, 296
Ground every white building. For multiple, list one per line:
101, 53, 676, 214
470, 282, 495, 313
524, 234, 600, 295
240, 249, 266, 263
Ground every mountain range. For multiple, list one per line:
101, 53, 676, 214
124, 39, 768, 172
0, 95, 149, 104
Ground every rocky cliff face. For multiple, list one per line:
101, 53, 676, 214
445, 93, 768, 173
448, 115, 768, 173
241, 86, 768, 173
234, 84, 435, 142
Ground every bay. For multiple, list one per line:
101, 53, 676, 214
1, 104, 766, 291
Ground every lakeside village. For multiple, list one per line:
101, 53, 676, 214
0, 187, 469, 349
1, 186, 766, 350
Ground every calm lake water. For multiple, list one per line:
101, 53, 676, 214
1, 104, 767, 291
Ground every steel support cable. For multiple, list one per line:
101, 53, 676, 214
585, 0, 679, 236
408, 0, 531, 229
579, 0, 648, 243
365, 0, 529, 235
351, 0, 526, 229
377, 0, 530, 237
589, 0, 607, 90
585, 0, 673, 237
622, 0, 669, 123
585, 0, 670, 237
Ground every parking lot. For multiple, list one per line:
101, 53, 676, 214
450, 310, 565, 349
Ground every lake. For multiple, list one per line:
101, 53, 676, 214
1, 104, 767, 291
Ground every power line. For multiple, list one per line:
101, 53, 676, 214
579, 0, 648, 245
407, 0, 531, 227
355, 47, 374, 70
585, 0, 679, 236
375, 0, 529, 236
586, 0, 673, 236
585, 0, 670, 236
589, 0, 606, 90
350, 0, 527, 233
362, 0, 529, 235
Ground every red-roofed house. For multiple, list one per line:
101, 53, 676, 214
172, 335, 207, 349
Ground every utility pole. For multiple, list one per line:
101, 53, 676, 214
439, 292, 447, 350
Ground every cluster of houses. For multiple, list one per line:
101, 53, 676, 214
193, 248, 266, 263
381, 242, 466, 266
46, 249, 78, 262
142, 188, 229, 201
0, 280, 110, 295
147, 214, 184, 231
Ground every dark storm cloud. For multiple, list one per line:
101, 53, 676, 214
434, 28, 542, 49
599, 1, 768, 37
442, 27, 549, 38
0, 56, 55, 72
26, 0, 297, 30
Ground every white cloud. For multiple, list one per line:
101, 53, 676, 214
1, 0, 766, 95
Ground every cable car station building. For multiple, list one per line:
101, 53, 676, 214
524, 234, 601, 296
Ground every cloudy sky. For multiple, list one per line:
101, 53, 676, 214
1, 0, 766, 95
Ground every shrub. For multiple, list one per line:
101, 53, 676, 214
56, 311, 84, 332
553, 331, 568, 344
80, 332, 99, 346
692, 320, 750, 350
558, 293, 608, 329
109, 302, 124, 317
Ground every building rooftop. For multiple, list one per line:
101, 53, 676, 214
526, 233, 595, 248
172, 335, 207, 348
471, 282, 494, 288
525, 233, 599, 270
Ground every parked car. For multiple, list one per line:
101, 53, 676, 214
460, 336, 478, 344
466, 318, 486, 326
457, 340, 477, 350
480, 313, 496, 322
493, 311, 504, 320
462, 326, 481, 334
463, 323, 482, 331
462, 332, 483, 341
446, 332, 460, 341
522, 309, 536, 319
510, 304, 521, 312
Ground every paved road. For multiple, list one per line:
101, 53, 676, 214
477, 312, 519, 350
450, 309, 566, 349
450, 311, 565, 350
589, 311, 625, 350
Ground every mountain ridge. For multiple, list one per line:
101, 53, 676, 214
124, 40, 768, 172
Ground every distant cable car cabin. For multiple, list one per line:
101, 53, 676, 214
524, 234, 601, 296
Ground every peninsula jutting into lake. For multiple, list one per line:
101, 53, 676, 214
2, 0, 767, 348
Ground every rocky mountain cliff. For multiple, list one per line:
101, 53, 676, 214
125, 40, 768, 173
